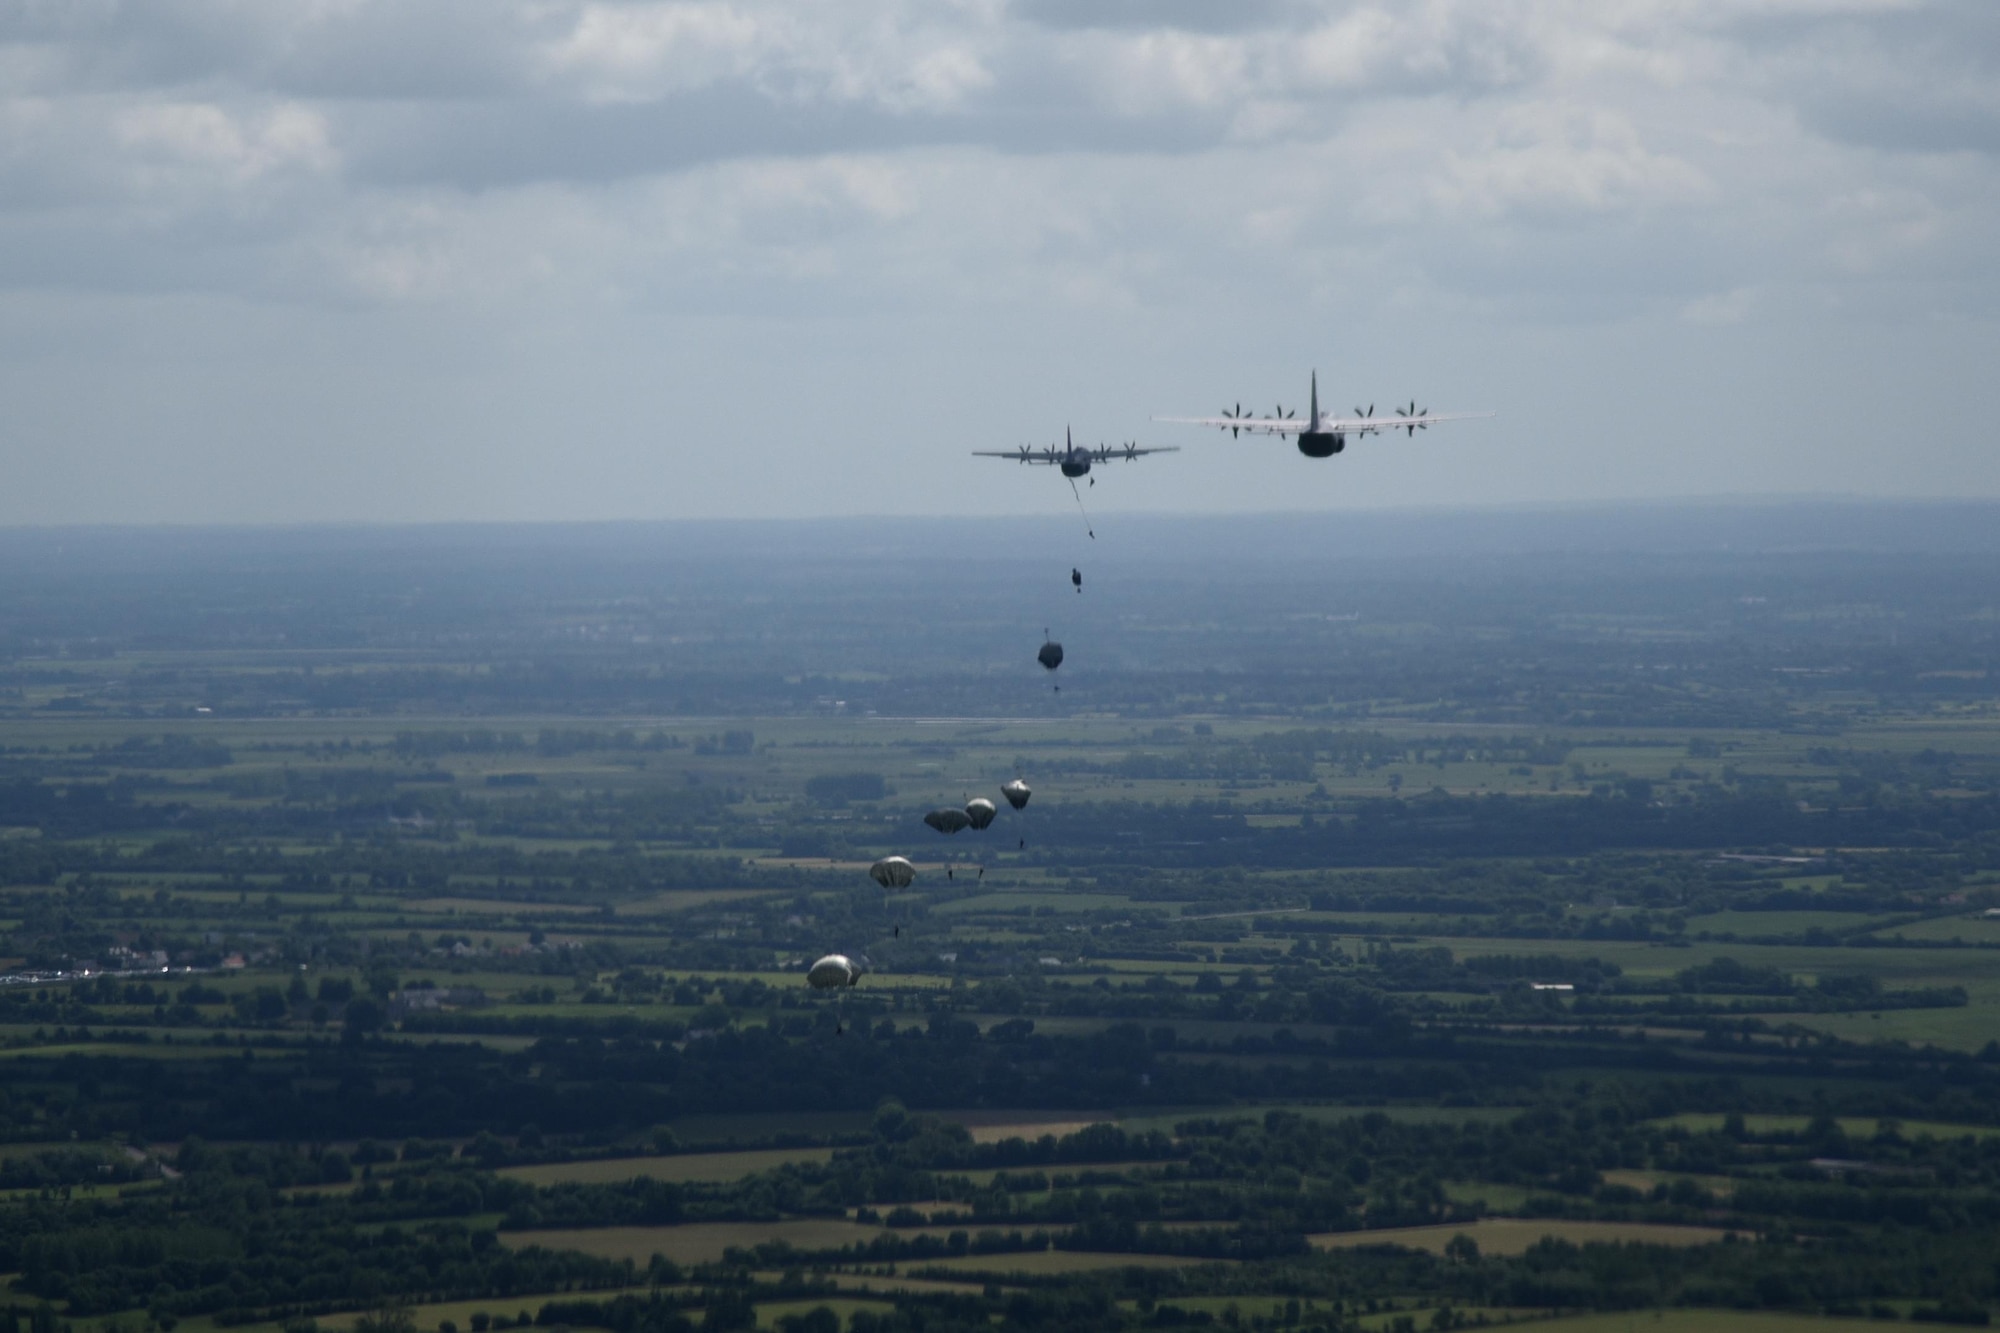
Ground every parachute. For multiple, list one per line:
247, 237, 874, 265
806, 954, 864, 989
964, 797, 997, 830
1002, 779, 1031, 811
869, 856, 917, 889
924, 807, 973, 834
1038, 637, 1064, 671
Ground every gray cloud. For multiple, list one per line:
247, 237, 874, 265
1010, 0, 1296, 35
334, 86, 1237, 193
1763, 3, 2000, 156
0, 0, 1995, 524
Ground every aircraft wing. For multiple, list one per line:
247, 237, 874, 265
972, 445, 1182, 463
1087, 444, 1180, 462
1316, 410, 1495, 433
972, 449, 1067, 464
1156, 410, 1493, 436
1154, 414, 1307, 435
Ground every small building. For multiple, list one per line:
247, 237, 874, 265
389, 986, 488, 1018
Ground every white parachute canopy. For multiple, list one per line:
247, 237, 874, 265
924, 807, 972, 834
869, 856, 917, 889
964, 797, 997, 830
807, 953, 864, 989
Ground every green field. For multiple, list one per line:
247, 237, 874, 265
1599, 1169, 1737, 1197
1656, 1114, 2000, 1140
497, 1221, 1179, 1272
912, 1250, 1218, 1276
1681, 910, 1891, 936
652, 1107, 1124, 1148
1111, 1103, 1528, 1135
1745, 1002, 2000, 1052
498, 1148, 833, 1186
751, 1298, 894, 1329
1511, 1312, 1886, 1332
756, 1271, 991, 1298
662, 1112, 881, 1145
191, 1286, 658, 1333
1439, 1179, 1539, 1211
9, 551, 2000, 1330
933, 892, 1138, 915
955, 1113, 1112, 1143
501, 1221, 888, 1265
1311, 1219, 1734, 1257
1866, 914, 2000, 944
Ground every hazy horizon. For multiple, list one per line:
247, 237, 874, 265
8, 496, 2000, 578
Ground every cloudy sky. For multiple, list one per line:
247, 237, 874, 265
2, 0, 1995, 524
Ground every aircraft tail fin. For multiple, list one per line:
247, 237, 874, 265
1309, 371, 1320, 431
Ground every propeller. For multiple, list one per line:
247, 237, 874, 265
1354, 404, 1377, 436
1398, 400, 1430, 437
1123, 441, 1139, 461
1220, 402, 1247, 438
1015, 444, 1033, 463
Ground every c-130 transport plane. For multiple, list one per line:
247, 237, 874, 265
972, 426, 1179, 478
1157, 371, 1492, 457
972, 427, 1180, 537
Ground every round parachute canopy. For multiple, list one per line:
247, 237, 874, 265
1002, 779, 1032, 811
1038, 639, 1064, 671
964, 797, 997, 830
924, 807, 973, 834
807, 953, 863, 989
869, 856, 917, 889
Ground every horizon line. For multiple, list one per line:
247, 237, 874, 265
7, 492, 2000, 534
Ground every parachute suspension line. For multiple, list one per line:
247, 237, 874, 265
1066, 476, 1096, 539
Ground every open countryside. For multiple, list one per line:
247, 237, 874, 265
5, 514, 2000, 1331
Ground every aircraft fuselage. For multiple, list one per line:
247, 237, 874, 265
1060, 451, 1091, 478
1298, 432, 1345, 458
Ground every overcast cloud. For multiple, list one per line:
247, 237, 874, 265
1, 0, 1996, 524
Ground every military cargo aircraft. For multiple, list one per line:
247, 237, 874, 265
1158, 372, 1491, 458
973, 427, 1178, 478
